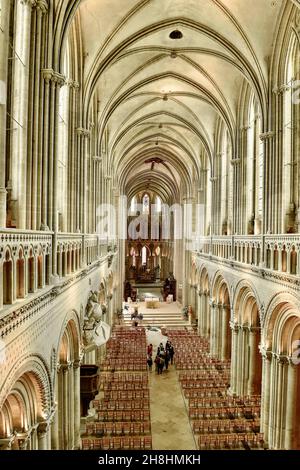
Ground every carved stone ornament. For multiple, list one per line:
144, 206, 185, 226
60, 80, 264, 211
83, 291, 110, 347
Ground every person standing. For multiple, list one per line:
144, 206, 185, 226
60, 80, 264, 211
165, 349, 170, 370
169, 343, 174, 365
147, 355, 153, 371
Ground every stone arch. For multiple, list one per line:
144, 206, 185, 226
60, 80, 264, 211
54, 311, 82, 450
197, 266, 211, 338
210, 273, 231, 361
231, 282, 262, 397
2, 247, 13, 305
0, 355, 52, 450
261, 292, 300, 449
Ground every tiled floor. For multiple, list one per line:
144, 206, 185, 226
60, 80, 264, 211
146, 330, 197, 450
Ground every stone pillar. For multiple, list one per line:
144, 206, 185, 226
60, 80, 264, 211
41, 69, 52, 227
68, 361, 75, 450
247, 326, 260, 395
62, 363, 70, 449
51, 404, 59, 450
209, 300, 216, 356
197, 290, 203, 335
229, 322, 239, 395
221, 304, 230, 361
37, 422, 50, 450
274, 355, 288, 449
74, 359, 82, 449
284, 358, 298, 449
10, 0, 33, 229
0, 0, 11, 227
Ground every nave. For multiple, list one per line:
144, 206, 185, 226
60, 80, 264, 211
81, 324, 265, 451
1, 0, 300, 453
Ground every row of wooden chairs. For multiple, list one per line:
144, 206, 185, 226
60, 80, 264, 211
82, 436, 152, 450
94, 399, 150, 411
95, 409, 151, 422
179, 371, 230, 381
85, 421, 151, 437
100, 382, 149, 391
189, 396, 261, 408
184, 388, 227, 399
101, 363, 148, 371
189, 406, 261, 420
193, 419, 261, 434
198, 433, 265, 450
181, 380, 229, 389
103, 390, 149, 401
99, 372, 148, 383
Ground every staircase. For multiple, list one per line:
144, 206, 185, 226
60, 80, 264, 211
122, 302, 190, 328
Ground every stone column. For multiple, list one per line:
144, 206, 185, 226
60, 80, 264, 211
284, 358, 298, 449
209, 300, 216, 356
41, 69, 52, 227
221, 304, 230, 361
197, 290, 203, 335
10, 0, 33, 229
51, 404, 59, 450
247, 326, 260, 395
68, 361, 75, 450
62, 363, 70, 449
260, 347, 270, 437
74, 359, 82, 449
37, 422, 50, 450
274, 355, 288, 450
0, 0, 11, 227
229, 322, 239, 395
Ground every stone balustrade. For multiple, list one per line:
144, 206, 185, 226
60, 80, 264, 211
0, 230, 114, 311
196, 234, 300, 277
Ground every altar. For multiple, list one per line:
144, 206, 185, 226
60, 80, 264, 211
145, 297, 160, 309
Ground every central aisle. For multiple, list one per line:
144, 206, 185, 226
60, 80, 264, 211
147, 330, 196, 450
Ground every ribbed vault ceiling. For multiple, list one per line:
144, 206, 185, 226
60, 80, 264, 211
75, 0, 284, 202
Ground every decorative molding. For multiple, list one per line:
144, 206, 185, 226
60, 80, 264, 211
259, 131, 275, 142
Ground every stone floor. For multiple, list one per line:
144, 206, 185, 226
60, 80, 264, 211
146, 330, 197, 450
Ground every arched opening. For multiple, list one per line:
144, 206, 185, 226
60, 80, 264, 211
290, 247, 297, 275
273, 247, 278, 271
62, 250, 66, 277
67, 249, 71, 274
231, 286, 262, 397
16, 249, 25, 299
266, 246, 271, 268
3, 249, 13, 305
28, 249, 35, 294
0, 368, 50, 450
142, 246, 147, 266
263, 300, 300, 449
282, 246, 287, 273
198, 268, 210, 339
211, 275, 231, 361
142, 193, 150, 214
37, 249, 43, 289
45, 252, 50, 285
56, 318, 81, 450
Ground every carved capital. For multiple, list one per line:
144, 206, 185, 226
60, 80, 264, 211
37, 421, 50, 436
272, 84, 290, 95
230, 158, 241, 166
35, 0, 48, 14
53, 72, 66, 88
259, 131, 275, 142
42, 68, 54, 83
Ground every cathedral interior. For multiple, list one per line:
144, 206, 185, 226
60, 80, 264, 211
0, 0, 300, 452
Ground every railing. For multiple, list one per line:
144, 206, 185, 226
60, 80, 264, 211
0, 230, 115, 311
196, 234, 300, 276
